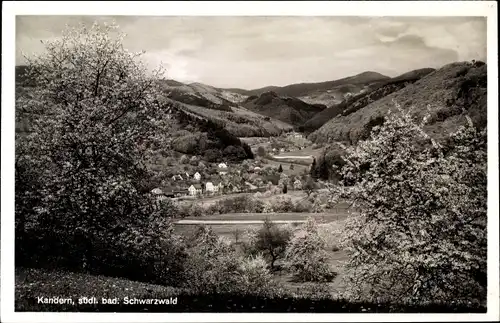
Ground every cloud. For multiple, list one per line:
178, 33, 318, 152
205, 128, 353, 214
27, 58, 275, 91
15, 16, 486, 89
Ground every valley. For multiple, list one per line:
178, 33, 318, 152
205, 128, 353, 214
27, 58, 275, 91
13, 16, 488, 314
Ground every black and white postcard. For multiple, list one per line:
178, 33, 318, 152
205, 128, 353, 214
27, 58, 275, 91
1, 1, 498, 322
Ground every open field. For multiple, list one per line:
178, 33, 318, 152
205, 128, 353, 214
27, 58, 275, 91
173, 212, 350, 242
273, 146, 324, 158
262, 158, 311, 175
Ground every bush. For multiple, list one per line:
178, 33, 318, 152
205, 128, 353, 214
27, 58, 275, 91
237, 254, 276, 296
212, 195, 264, 214
304, 177, 317, 196
257, 146, 267, 157
263, 173, 281, 185
180, 154, 189, 164
204, 149, 223, 162
183, 226, 277, 296
284, 218, 335, 282
177, 203, 205, 218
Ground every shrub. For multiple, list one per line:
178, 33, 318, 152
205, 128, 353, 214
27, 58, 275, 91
204, 149, 222, 162
237, 254, 276, 296
333, 103, 487, 304
292, 200, 313, 213
184, 226, 277, 296
180, 154, 189, 164
177, 202, 205, 218
304, 177, 317, 196
284, 218, 335, 282
257, 146, 266, 157
213, 195, 264, 214
189, 155, 199, 166
270, 196, 295, 212
263, 173, 281, 185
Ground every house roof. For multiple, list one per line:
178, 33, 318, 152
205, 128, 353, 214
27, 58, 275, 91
193, 184, 203, 189
162, 186, 176, 193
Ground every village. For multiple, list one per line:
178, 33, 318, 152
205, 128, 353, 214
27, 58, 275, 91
148, 132, 320, 203
150, 158, 311, 200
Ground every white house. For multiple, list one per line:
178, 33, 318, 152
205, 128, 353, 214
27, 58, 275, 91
193, 172, 201, 181
188, 184, 202, 196
280, 148, 285, 152
218, 162, 228, 169
172, 174, 183, 181
253, 166, 261, 172
205, 182, 215, 194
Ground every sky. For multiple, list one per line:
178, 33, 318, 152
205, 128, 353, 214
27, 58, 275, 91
16, 16, 487, 90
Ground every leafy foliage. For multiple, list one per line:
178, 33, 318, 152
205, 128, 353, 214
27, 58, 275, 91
183, 226, 277, 296
332, 103, 487, 304
284, 218, 336, 282
15, 22, 185, 283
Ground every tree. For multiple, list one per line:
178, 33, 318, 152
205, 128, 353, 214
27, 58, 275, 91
278, 164, 283, 173
282, 183, 288, 194
284, 218, 335, 282
248, 218, 292, 270
304, 177, 317, 197
289, 163, 294, 170
257, 146, 266, 157
180, 154, 189, 164
293, 179, 302, 191
204, 149, 222, 162
15, 22, 175, 274
333, 104, 487, 304
310, 158, 317, 177
223, 145, 247, 162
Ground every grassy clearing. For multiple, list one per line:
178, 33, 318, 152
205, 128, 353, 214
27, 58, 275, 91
262, 158, 310, 176
15, 267, 184, 311
16, 267, 483, 312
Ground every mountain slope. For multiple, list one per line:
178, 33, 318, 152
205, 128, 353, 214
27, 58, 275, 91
300, 68, 436, 133
248, 71, 390, 97
158, 80, 248, 112
308, 61, 486, 144
157, 79, 292, 137
173, 98, 293, 137
241, 91, 327, 126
